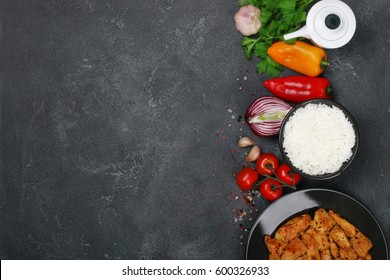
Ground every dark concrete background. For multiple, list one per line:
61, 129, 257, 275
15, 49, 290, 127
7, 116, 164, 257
0, 0, 389, 259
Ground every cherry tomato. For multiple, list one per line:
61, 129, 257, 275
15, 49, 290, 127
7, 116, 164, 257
256, 153, 279, 176
276, 163, 301, 186
259, 178, 283, 201
236, 167, 259, 191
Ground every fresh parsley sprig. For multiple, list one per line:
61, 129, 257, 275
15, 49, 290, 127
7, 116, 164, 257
238, 0, 314, 77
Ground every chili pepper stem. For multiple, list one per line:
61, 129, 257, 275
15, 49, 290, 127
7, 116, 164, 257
326, 86, 333, 97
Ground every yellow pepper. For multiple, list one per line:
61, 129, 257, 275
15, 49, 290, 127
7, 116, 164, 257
267, 41, 328, 77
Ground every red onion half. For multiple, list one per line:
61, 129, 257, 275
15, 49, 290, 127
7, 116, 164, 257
245, 96, 292, 137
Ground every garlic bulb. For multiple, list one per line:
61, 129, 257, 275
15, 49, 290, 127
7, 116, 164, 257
234, 5, 262, 36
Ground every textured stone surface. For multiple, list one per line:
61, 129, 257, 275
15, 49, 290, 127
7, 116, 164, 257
0, 0, 389, 259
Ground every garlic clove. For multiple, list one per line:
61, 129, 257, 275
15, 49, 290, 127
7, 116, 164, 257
238, 136, 256, 147
246, 145, 261, 162
234, 5, 262, 36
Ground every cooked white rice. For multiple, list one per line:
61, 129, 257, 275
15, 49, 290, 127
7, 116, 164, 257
282, 103, 356, 175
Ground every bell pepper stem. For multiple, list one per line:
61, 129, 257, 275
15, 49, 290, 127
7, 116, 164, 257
320, 59, 329, 68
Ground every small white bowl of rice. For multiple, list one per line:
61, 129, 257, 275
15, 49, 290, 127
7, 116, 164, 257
279, 99, 359, 180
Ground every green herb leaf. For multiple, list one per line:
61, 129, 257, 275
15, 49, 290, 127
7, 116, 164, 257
267, 65, 283, 77
240, 36, 260, 60
256, 56, 284, 77
284, 39, 297, 45
262, 1, 279, 11
254, 42, 271, 58
284, 10, 307, 26
278, 0, 297, 16
256, 55, 285, 77
256, 59, 268, 74
260, 9, 273, 26
241, 36, 257, 46
265, 55, 284, 71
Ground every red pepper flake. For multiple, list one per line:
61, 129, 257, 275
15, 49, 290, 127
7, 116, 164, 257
230, 190, 239, 200
243, 194, 252, 204
239, 223, 250, 232
236, 209, 247, 221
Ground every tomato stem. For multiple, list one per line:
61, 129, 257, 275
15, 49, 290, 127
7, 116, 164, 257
270, 184, 279, 192
287, 170, 297, 188
260, 175, 297, 190
266, 164, 279, 178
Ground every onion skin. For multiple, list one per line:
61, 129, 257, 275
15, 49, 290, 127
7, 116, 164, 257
245, 96, 292, 137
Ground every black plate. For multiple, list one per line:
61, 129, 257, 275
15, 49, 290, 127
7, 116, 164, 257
246, 189, 388, 260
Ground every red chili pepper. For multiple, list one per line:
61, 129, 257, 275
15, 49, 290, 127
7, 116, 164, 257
263, 76, 332, 103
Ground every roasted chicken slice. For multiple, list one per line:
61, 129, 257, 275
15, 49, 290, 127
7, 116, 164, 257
301, 232, 321, 260
313, 208, 336, 233
328, 210, 357, 237
359, 254, 372, 260
330, 224, 351, 249
339, 247, 359, 260
275, 214, 312, 243
264, 234, 286, 260
350, 230, 373, 258
320, 248, 332, 260
281, 237, 307, 260
329, 236, 339, 259
305, 227, 330, 251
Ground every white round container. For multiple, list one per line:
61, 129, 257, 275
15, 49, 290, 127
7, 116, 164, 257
284, 0, 356, 49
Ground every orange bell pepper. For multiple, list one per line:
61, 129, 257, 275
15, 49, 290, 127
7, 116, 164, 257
267, 41, 328, 77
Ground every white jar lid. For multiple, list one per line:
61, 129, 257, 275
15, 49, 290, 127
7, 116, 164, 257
306, 0, 356, 49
